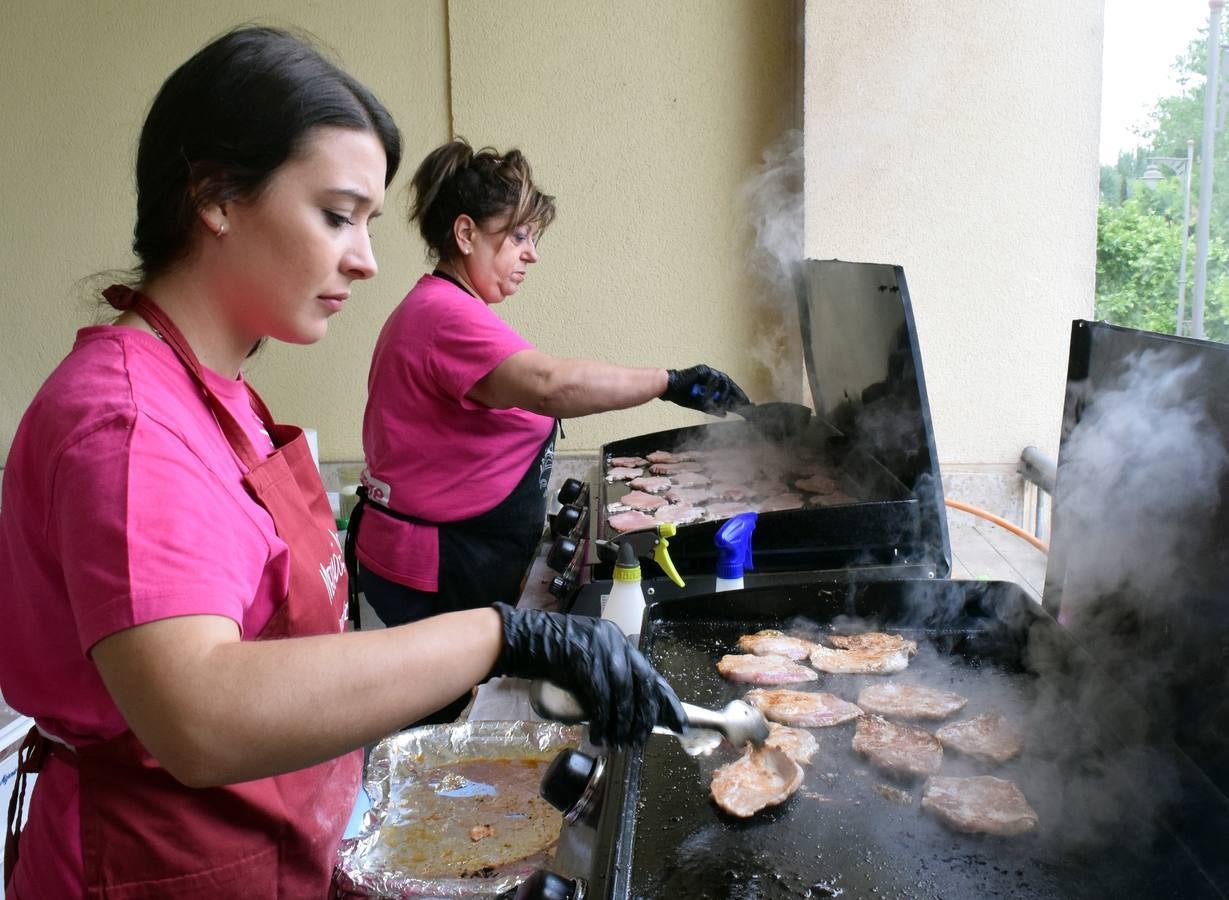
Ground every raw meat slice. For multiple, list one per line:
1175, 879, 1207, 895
795, 473, 839, 494
645, 450, 675, 463
921, 775, 1039, 836
628, 476, 671, 494
811, 644, 912, 675
707, 501, 756, 520
736, 629, 815, 660
609, 455, 648, 468
648, 461, 703, 475
711, 745, 804, 817
935, 713, 1025, 764
654, 504, 705, 525
605, 466, 643, 481
852, 714, 943, 778
716, 654, 818, 685
669, 471, 710, 488
856, 683, 968, 721
711, 483, 753, 502
764, 723, 819, 765
618, 490, 668, 512
744, 689, 863, 727
664, 487, 711, 505
829, 632, 917, 654
607, 510, 657, 533
758, 492, 805, 513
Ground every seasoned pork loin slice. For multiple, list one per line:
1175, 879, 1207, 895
605, 466, 643, 482
617, 490, 668, 512
829, 632, 917, 654
609, 455, 648, 468
707, 501, 757, 520
628, 476, 671, 494
669, 471, 711, 488
607, 510, 657, 533
711, 745, 804, 818
716, 654, 818, 685
744, 688, 863, 727
795, 473, 839, 495
922, 775, 1039, 836
856, 682, 968, 721
645, 450, 676, 463
810, 644, 914, 675
852, 714, 943, 778
764, 722, 820, 766
648, 461, 704, 475
935, 713, 1025, 764
737, 629, 816, 660
654, 504, 705, 525
758, 492, 805, 513
664, 486, 712, 505
711, 484, 753, 502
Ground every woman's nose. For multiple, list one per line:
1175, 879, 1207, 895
523, 239, 540, 263
346, 231, 378, 280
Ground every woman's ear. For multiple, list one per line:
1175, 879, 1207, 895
453, 214, 476, 256
198, 202, 229, 239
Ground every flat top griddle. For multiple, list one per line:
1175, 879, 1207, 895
588, 580, 1229, 900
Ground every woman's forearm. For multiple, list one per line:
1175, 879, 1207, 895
92, 608, 503, 787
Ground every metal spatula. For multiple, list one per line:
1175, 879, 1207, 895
731, 402, 812, 441
529, 680, 769, 756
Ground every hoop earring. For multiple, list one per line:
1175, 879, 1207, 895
216, 224, 227, 238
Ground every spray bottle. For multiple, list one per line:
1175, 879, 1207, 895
714, 512, 758, 592
602, 540, 647, 644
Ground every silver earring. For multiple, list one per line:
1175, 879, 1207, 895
216, 224, 227, 238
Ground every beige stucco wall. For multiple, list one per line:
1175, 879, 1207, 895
804, 2, 1102, 466
0, 0, 449, 465
0, 1, 795, 466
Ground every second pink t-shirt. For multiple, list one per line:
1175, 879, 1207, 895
358, 274, 554, 590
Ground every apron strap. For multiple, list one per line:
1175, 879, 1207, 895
4, 727, 51, 888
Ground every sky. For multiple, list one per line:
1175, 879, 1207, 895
1100, 0, 1216, 164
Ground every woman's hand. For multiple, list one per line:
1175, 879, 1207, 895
490, 603, 685, 747
660, 364, 749, 416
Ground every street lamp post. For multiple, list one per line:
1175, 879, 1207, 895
1193, 0, 1224, 340
1142, 141, 1196, 336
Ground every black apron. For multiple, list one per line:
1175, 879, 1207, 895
345, 422, 556, 627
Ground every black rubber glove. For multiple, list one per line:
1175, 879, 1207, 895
490, 603, 686, 747
661, 364, 750, 416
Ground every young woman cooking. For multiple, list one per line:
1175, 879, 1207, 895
349, 139, 750, 724
0, 28, 683, 899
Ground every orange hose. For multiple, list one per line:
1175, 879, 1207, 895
944, 498, 1049, 553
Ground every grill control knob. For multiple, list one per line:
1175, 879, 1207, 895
547, 537, 578, 573
556, 478, 586, 506
505, 869, 586, 900
548, 575, 574, 599
552, 503, 582, 538
540, 748, 605, 824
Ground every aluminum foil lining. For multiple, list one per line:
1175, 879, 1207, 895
335, 720, 581, 899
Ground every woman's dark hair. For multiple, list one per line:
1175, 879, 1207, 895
409, 138, 556, 261
133, 26, 402, 280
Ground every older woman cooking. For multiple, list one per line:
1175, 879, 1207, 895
351, 139, 748, 722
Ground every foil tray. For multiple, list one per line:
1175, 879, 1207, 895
335, 720, 581, 899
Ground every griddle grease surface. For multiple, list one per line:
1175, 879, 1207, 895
623, 617, 1213, 900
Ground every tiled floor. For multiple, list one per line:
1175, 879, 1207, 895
945, 506, 1048, 603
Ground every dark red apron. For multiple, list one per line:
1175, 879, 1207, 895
5, 288, 359, 898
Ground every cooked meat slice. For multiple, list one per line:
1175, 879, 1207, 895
645, 450, 676, 463
852, 715, 943, 778
716, 654, 818, 685
654, 504, 705, 525
829, 632, 917, 654
744, 688, 863, 727
765, 722, 819, 765
608, 510, 657, 533
758, 492, 805, 513
711, 745, 804, 818
747, 478, 788, 496
664, 486, 712, 505
648, 461, 704, 475
795, 473, 839, 494
810, 644, 913, 675
628, 475, 671, 494
711, 483, 753, 502
921, 775, 1039, 836
618, 490, 668, 512
669, 471, 711, 488
935, 713, 1025, 764
813, 490, 856, 506
609, 455, 648, 468
874, 783, 914, 806
856, 682, 968, 721
468, 824, 495, 841
605, 466, 643, 481
737, 629, 815, 660
707, 500, 757, 520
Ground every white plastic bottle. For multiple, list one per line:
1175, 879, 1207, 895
714, 512, 758, 592
602, 540, 647, 644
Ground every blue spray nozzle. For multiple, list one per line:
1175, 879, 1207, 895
714, 512, 757, 580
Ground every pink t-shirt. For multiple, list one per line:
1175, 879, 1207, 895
0, 325, 285, 898
358, 274, 554, 590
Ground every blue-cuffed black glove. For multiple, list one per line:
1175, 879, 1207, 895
661, 364, 749, 416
